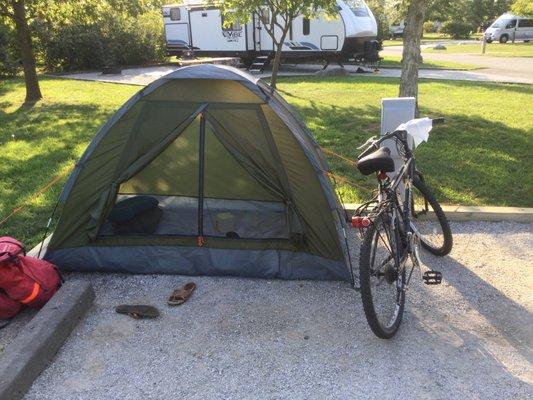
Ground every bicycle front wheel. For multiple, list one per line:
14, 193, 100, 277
359, 214, 405, 339
411, 176, 453, 256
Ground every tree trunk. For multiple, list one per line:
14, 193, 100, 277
12, 0, 42, 104
269, 27, 290, 89
399, 0, 427, 113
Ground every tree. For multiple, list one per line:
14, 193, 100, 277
0, 0, 42, 104
218, 0, 337, 89
398, 0, 427, 113
426, 0, 511, 32
511, 0, 533, 16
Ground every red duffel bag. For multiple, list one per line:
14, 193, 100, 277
0, 237, 62, 309
0, 289, 22, 319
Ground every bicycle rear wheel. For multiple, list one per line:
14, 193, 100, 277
411, 176, 453, 256
359, 213, 405, 339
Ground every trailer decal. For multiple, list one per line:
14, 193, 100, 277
222, 29, 242, 42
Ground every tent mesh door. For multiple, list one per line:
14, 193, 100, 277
98, 111, 289, 240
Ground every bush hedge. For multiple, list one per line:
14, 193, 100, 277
441, 21, 472, 39
423, 21, 439, 34
35, 9, 166, 72
0, 22, 20, 77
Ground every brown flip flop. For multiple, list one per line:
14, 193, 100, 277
115, 304, 160, 319
168, 282, 196, 306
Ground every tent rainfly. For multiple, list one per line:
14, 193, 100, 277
44, 65, 352, 282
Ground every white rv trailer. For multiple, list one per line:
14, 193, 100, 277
162, 0, 379, 67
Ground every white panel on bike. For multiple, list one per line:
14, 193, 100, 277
381, 98, 416, 199
380, 98, 416, 137
396, 117, 433, 148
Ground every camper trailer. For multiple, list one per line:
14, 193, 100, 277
162, 0, 379, 68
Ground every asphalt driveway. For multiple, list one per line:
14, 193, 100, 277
381, 44, 533, 84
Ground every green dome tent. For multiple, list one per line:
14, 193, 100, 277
44, 65, 352, 282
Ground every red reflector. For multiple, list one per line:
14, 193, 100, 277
352, 216, 371, 228
351, 216, 362, 228
377, 170, 388, 180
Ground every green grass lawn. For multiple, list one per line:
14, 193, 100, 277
0, 78, 137, 246
1, 76, 532, 246
425, 42, 533, 57
380, 55, 478, 70
277, 77, 532, 211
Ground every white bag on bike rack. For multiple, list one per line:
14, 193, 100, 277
396, 117, 433, 148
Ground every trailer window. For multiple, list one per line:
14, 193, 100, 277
347, 0, 369, 17
303, 18, 310, 35
260, 8, 270, 24
221, 15, 242, 31
170, 8, 181, 21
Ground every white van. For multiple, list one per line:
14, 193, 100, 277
484, 13, 533, 43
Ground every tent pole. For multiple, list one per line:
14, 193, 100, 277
197, 113, 206, 246
37, 198, 60, 259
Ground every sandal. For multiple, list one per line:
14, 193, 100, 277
115, 304, 160, 319
168, 282, 196, 306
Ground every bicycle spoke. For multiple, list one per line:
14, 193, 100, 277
363, 217, 404, 331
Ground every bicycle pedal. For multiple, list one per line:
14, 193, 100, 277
423, 270, 442, 285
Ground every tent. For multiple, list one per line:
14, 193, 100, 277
44, 64, 352, 282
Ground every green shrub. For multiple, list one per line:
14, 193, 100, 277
441, 21, 472, 39
35, 9, 165, 72
35, 21, 105, 71
423, 21, 438, 34
0, 22, 20, 77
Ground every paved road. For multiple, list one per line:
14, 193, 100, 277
23, 221, 533, 400
57, 63, 532, 86
381, 44, 533, 84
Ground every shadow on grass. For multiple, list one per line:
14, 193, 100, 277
277, 77, 532, 207
0, 100, 114, 245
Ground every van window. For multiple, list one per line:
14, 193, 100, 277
519, 19, 533, 28
506, 19, 517, 29
303, 18, 310, 35
221, 15, 242, 31
170, 8, 181, 21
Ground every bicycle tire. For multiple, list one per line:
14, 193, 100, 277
359, 215, 405, 339
412, 177, 453, 256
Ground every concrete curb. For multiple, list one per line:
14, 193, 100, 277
343, 203, 533, 222
0, 280, 95, 400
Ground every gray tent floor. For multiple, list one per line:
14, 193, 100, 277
23, 222, 533, 399
100, 196, 288, 239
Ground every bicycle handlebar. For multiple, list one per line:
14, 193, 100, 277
357, 117, 445, 160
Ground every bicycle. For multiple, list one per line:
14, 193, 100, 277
352, 117, 453, 339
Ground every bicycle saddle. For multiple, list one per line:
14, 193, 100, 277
357, 147, 395, 176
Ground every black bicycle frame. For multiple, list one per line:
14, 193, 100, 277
380, 132, 416, 262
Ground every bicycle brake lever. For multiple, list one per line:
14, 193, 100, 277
357, 136, 377, 149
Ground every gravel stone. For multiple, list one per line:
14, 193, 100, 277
22, 221, 533, 400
